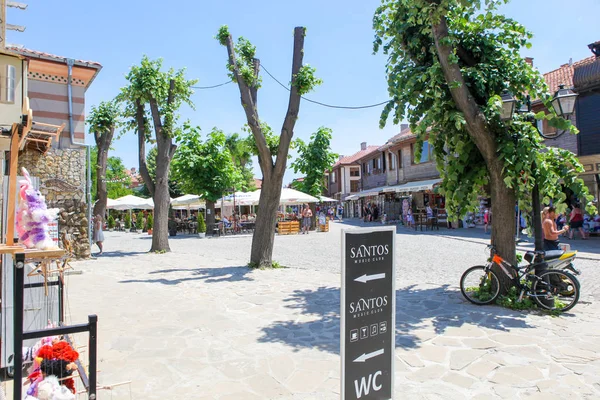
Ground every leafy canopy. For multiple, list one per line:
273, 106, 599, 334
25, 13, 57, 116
87, 100, 120, 136
90, 146, 133, 199
291, 127, 338, 196
118, 55, 197, 139
172, 125, 241, 202
373, 0, 594, 218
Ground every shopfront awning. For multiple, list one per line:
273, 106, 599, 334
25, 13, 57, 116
345, 194, 359, 201
356, 186, 388, 198
387, 178, 442, 194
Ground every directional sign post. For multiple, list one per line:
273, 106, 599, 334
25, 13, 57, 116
341, 227, 395, 400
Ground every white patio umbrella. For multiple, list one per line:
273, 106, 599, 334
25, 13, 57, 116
109, 195, 154, 210
171, 194, 204, 208
278, 188, 320, 205
318, 195, 338, 203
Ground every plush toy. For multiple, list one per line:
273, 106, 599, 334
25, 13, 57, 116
16, 167, 59, 250
35, 376, 76, 400
26, 339, 79, 397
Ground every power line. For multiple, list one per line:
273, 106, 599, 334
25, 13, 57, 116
261, 64, 392, 110
191, 66, 393, 110
191, 80, 233, 89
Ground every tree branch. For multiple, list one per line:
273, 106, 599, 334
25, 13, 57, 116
224, 34, 273, 179
251, 58, 260, 106
149, 97, 162, 138
456, 45, 477, 67
135, 100, 155, 196
274, 26, 305, 177
431, 17, 497, 165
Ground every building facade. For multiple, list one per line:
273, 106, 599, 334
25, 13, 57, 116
5, 47, 101, 258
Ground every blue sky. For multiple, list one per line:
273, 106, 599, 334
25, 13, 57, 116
7, 0, 599, 185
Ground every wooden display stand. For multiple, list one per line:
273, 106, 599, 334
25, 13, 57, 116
318, 217, 330, 233
278, 220, 300, 235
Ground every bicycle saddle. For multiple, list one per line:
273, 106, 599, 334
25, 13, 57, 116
544, 250, 565, 260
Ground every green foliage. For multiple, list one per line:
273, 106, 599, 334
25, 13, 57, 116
373, 0, 595, 221
89, 147, 133, 200
225, 133, 256, 191
146, 213, 153, 231
243, 122, 280, 156
248, 260, 286, 269
107, 215, 115, 230
496, 286, 536, 311
293, 65, 323, 95
118, 55, 196, 140
124, 213, 131, 229
291, 127, 338, 196
197, 212, 206, 233
216, 25, 230, 46
87, 100, 120, 135
172, 125, 240, 202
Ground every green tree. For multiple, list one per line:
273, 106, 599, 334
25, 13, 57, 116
216, 25, 322, 268
119, 56, 196, 252
225, 133, 256, 192
373, 0, 593, 291
87, 100, 120, 219
89, 147, 133, 201
172, 126, 240, 226
291, 127, 338, 197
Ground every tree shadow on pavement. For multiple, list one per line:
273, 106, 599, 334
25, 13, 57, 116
97, 251, 148, 258
258, 284, 534, 354
119, 266, 254, 285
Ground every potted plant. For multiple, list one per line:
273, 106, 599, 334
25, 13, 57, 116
197, 212, 206, 238
124, 213, 131, 230
146, 213, 153, 235
107, 215, 115, 231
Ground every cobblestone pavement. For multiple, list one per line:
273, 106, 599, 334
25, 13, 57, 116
66, 221, 600, 399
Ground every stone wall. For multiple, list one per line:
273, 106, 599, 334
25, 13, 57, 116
18, 148, 91, 258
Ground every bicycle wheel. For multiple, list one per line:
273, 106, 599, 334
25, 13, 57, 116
460, 265, 500, 305
532, 270, 580, 312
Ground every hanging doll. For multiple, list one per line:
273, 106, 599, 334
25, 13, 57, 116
16, 167, 59, 250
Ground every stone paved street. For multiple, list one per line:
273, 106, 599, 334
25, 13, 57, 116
66, 221, 600, 399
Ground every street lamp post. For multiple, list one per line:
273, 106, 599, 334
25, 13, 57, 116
501, 85, 578, 253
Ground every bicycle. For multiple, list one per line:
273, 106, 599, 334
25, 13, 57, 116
460, 245, 580, 312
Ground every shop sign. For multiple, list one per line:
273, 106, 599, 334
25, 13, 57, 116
341, 227, 395, 400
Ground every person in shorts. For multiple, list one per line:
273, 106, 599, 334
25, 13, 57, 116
542, 206, 569, 251
302, 204, 313, 234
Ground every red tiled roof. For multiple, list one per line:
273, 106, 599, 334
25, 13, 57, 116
380, 127, 415, 150
254, 178, 263, 189
6, 46, 102, 68
332, 146, 381, 168
543, 56, 595, 93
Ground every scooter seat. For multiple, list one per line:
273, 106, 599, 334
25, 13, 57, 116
544, 250, 565, 260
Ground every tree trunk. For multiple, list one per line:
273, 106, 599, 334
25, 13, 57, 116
206, 200, 215, 227
432, 16, 516, 292
151, 177, 170, 252
250, 174, 284, 267
489, 165, 517, 290
93, 144, 109, 220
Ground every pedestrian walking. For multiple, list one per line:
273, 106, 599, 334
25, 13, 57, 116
337, 204, 344, 222
93, 215, 104, 255
484, 208, 490, 234
568, 204, 587, 240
